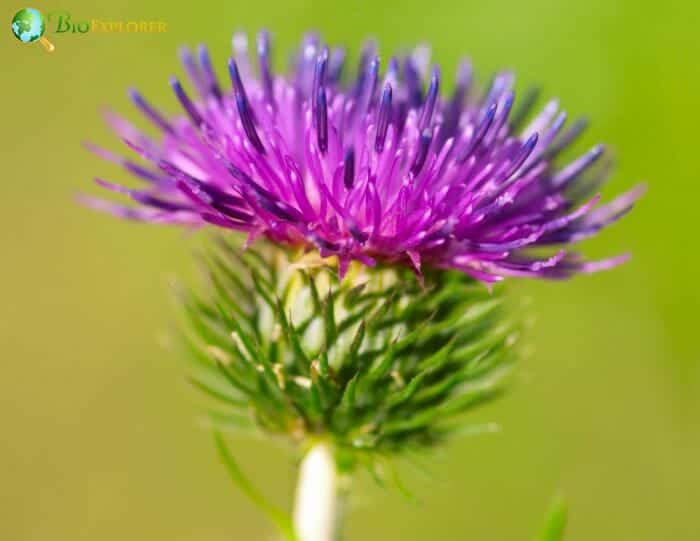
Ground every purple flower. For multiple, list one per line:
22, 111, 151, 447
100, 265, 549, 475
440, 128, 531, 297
83, 31, 644, 282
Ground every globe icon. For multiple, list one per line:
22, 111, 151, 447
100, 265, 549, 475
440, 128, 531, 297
11, 7, 54, 51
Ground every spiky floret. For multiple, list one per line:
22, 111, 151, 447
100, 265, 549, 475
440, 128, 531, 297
84, 31, 643, 283
181, 240, 516, 457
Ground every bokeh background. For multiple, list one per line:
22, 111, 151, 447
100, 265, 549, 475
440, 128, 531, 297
2, 0, 699, 539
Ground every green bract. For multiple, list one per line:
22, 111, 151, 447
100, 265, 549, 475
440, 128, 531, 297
180, 240, 518, 464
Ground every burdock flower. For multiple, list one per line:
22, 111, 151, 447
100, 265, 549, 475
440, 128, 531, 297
84, 31, 642, 284
83, 31, 642, 541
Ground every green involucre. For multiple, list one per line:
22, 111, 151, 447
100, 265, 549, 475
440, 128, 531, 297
179, 240, 518, 461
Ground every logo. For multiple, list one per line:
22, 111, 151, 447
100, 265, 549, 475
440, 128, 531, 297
11, 8, 168, 53
11, 7, 55, 52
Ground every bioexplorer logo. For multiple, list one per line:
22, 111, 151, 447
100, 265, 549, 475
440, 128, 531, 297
11, 7, 168, 52
11, 8, 54, 52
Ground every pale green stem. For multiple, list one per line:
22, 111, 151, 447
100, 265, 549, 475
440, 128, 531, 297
293, 442, 341, 541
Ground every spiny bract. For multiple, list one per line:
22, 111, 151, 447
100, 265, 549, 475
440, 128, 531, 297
181, 241, 515, 457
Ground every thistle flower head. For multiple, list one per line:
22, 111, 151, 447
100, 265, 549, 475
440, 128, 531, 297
84, 31, 643, 282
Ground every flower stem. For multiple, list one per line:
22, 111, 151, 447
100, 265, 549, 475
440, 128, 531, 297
293, 442, 341, 541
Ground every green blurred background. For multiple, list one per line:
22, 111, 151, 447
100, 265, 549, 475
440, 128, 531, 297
2, 0, 699, 539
